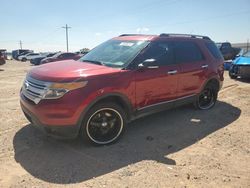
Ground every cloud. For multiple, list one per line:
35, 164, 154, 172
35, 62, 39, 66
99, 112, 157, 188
95, 32, 102, 36
136, 27, 150, 33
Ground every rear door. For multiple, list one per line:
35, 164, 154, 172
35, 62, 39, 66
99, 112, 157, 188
174, 40, 207, 97
134, 41, 180, 109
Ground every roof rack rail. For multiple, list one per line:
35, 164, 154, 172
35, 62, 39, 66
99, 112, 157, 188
119, 34, 146, 37
159, 33, 211, 40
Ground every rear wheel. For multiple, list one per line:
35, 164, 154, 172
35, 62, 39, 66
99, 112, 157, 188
80, 102, 126, 145
195, 84, 217, 110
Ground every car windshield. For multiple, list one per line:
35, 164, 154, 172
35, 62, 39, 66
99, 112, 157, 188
51, 53, 62, 58
47, 53, 56, 57
242, 51, 250, 57
79, 40, 150, 68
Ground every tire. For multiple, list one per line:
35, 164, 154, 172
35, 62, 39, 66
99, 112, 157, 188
80, 102, 127, 145
229, 71, 237, 79
194, 84, 218, 110
22, 58, 27, 62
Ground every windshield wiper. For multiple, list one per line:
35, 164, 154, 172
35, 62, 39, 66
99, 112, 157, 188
82, 60, 104, 66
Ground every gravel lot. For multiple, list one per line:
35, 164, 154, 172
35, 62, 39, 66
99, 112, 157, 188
0, 60, 249, 188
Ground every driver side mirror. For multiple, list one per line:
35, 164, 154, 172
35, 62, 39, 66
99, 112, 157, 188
138, 58, 158, 69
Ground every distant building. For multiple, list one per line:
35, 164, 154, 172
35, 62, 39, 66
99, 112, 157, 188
232, 43, 249, 51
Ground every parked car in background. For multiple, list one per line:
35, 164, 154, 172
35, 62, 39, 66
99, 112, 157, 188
20, 33, 224, 145
229, 50, 250, 79
0, 51, 6, 65
216, 42, 241, 60
12, 49, 31, 60
6, 52, 13, 60
30, 53, 57, 65
0, 49, 7, 61
18, 53, 40, 61
40, 52, 81, 64
224, 60, 232, 70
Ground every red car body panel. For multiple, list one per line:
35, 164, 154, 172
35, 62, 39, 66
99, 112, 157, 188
134, 64, 180, 108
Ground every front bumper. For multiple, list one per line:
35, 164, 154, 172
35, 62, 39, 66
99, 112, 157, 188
21, 102, 79, 138
230, 65, 250, 77
20, 87, 91, 138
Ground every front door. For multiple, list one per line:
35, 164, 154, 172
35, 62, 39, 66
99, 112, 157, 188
134, 41, 180, 109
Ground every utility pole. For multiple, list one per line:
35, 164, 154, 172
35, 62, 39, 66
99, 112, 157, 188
247, 39, 249, 52
62, 24, 71, 52
19, 40, 22, 49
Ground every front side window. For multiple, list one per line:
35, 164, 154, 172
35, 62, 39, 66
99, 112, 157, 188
79, 40, 150, 68
174, 41, 204, 63
135, 41, 174, 66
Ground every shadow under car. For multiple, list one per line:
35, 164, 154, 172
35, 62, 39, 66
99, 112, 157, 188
14, 101, 241, 184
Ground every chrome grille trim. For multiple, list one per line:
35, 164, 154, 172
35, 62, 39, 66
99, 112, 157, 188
21, 76, 51, 104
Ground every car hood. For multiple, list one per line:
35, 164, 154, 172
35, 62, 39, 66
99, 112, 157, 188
28, 60, 121, 82
233, 56, 250, 65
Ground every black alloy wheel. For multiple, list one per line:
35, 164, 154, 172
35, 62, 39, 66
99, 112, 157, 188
82, 103, 126, 145
196, 85, 217, 110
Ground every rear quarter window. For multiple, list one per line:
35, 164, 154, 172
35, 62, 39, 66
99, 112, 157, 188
205, 42, 223, 59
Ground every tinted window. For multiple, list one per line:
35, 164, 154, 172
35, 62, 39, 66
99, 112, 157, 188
221, 43, 230, 49
47, 53, 56, 57
138, 41, 174, 66
174, 41, 204, 63
205, 42, 223, 59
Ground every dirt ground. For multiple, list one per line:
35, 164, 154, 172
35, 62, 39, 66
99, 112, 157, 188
0, 60, 249, 188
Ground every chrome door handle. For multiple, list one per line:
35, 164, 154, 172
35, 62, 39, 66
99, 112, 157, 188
201, 64, 208, 69
168, 70, 177, 75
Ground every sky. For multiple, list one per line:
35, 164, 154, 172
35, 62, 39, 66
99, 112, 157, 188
0, 0, 250, 52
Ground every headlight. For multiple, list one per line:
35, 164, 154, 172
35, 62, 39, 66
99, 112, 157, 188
42, 81, 88, 99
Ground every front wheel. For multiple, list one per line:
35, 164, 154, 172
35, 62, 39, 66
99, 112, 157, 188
229, 71, 237, 79
80, 102, 126, 145
195, 85, 217, 110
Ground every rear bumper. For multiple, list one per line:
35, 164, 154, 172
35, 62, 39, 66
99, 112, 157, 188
21, 101, 79, 139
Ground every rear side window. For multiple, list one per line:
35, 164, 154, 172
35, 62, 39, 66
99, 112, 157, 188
205, 42, 223, 59
174, 41, 204, 63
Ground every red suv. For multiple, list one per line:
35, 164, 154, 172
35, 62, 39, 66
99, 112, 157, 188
20, 34, 224, 145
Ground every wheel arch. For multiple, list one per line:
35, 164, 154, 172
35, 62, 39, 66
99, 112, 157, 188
77, 92, 134, 132
201, 77, 221, 93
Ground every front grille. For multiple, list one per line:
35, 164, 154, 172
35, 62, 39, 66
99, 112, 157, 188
22, 76, 50, 104
238, 66, 250, 75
